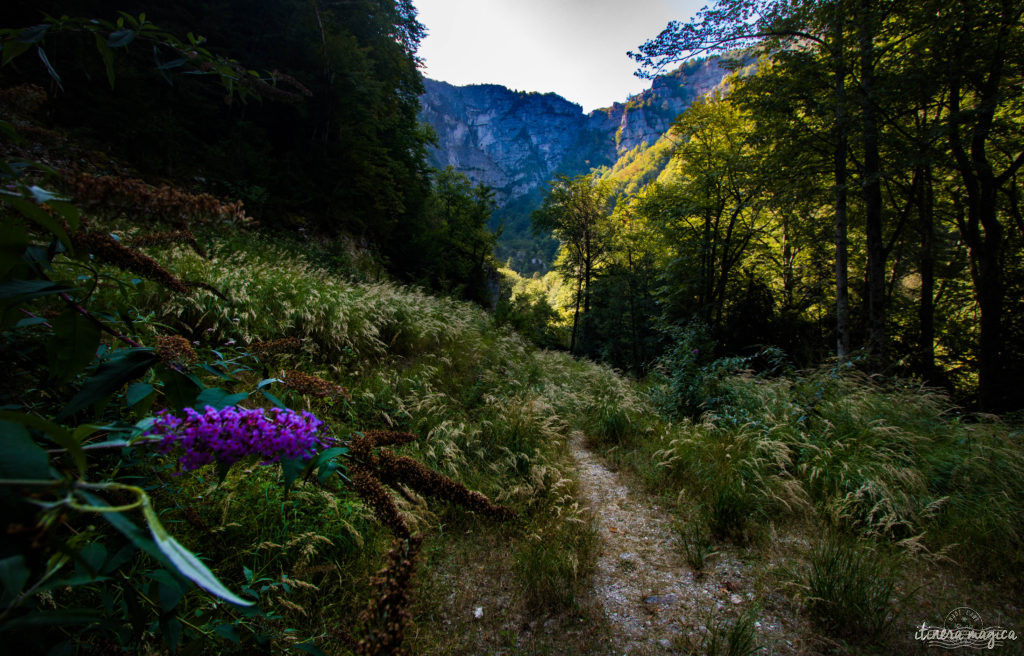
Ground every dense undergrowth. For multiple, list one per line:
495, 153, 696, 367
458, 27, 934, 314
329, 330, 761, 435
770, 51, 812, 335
586, 347, 1024, 650
1, 182, 613, 654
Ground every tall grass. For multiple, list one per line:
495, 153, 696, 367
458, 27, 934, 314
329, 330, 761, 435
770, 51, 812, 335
804, 535, 903, 643
639, 365, 1024, 577
74, 225, 647, 649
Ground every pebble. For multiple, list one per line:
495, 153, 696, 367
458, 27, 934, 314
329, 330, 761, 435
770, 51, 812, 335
644, 594, 680, 605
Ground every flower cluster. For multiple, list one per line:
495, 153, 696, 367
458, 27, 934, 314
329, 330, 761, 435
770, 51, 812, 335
250, 337, 302, 355
128, 229, 207, 257
0, 83, 47, 116
356, 536, 422, 656
148, 405, 329, 470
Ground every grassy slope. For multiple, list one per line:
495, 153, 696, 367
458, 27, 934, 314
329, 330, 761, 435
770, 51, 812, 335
93, 226, 629, 654
132, 230, 1024, 653
588, 367, 1024, 654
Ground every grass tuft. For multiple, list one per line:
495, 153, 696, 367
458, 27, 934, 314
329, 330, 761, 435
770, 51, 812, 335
804, 535, 903, 643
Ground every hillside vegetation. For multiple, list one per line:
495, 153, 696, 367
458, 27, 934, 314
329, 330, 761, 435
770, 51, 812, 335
2, 1, 1023, 655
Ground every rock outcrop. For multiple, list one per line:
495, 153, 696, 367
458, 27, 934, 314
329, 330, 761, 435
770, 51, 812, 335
418, 57, 733, 269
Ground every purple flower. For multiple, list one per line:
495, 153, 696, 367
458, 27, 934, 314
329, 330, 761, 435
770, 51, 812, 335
147, 405, 330, 471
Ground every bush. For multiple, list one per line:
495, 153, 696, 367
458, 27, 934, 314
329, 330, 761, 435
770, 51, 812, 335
650, 321, 752, 420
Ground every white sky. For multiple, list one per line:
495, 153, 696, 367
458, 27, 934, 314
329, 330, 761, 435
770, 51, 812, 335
414, 0, 707, 112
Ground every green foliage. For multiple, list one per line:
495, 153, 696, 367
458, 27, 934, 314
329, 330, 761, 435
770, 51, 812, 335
677, 518, 716, 573
687, 608, 761, 656
649, 321, 751, 419
620, 356, 1024, 581
2, 0, 436, 282
0, 114, 552, 653
804, 536, 903, 643
532, 174, 617, 353
514, 516, 597, 611
408, 167, 499, 304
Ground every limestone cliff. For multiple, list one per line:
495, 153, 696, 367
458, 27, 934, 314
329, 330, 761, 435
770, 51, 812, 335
418, 57, 732, 269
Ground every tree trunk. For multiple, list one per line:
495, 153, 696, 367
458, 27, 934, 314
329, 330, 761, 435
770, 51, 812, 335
570, 261, 583, 355
859, 0, 886, 362
833, 16, 851, 359
916, 160, 936, 379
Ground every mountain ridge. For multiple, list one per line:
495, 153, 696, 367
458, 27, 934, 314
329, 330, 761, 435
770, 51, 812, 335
418, 57, 733, 271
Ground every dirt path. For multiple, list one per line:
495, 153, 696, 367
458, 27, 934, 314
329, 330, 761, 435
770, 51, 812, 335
571, 431, 803, 655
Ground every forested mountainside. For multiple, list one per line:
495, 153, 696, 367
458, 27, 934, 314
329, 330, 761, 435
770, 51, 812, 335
419, 57, 732, 271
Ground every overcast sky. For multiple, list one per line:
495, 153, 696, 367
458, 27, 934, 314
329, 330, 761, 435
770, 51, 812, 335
414, 0, 706, 112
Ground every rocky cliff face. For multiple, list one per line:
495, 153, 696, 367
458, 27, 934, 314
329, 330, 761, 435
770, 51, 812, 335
418, 57, 732, 269
419, 80, 612, 206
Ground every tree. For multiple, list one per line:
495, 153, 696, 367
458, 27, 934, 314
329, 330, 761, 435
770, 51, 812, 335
412, 168, 498, 305
639, 95, 768, 332
630, 0, 863, 358
2, 0, 434, 275
932, 0, 1024, 408
532, 175, 615, 354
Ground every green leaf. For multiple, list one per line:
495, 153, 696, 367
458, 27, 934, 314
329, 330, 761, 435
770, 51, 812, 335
194, 387, 248, 410
5, 195, 72, 250
141, 499, 254, 606
156, 581, 184, 612
0, 420, 50, 479
214, 623, 240, 644
314, 447, 348, 484
0, 279, 72, 302
1, 40, 32, 66
281, 457, 307, 491
0, 222, 28, 278
0, 410, 81, 477
200, 363, 236, 382
77, 542, 107, 579
78, 491, 170, 568
36, 47, 63, 92
27, 186, 64, 204
58, 348, 159, 421
126, 382, 154, 407
156, 365, 203, 411
157, 57, 186, 70
47, 309, 101, 382
93, 32, 115, 88
107, 29, 136, 48
292, 640, 330, 656
15, 25, 50, 44
260, 389, 286, 409
0, 555, 30, 607
0, 609, 104, 631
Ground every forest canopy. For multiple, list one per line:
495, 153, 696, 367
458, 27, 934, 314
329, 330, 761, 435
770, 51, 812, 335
1, 0, 496, 300
524, 0, 1024, 410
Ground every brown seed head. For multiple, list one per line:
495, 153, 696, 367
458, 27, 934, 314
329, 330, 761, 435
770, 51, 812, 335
283, 370, 349, 399
155, 335, 198, 365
